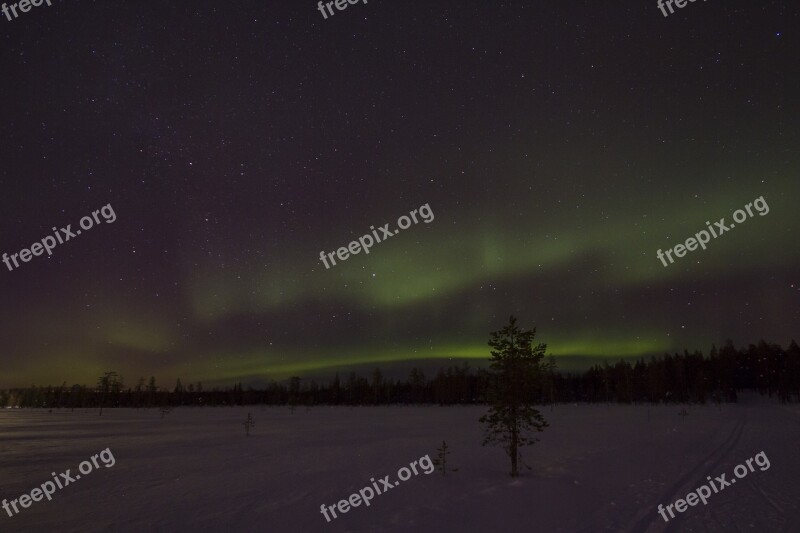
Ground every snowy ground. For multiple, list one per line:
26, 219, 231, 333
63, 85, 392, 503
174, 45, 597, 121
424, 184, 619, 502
0, 396, 798, 532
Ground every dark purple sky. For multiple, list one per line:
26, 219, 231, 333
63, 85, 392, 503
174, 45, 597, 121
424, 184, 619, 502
0, 0, 797, 387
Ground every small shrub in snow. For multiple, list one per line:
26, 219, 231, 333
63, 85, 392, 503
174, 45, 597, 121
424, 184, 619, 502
244, 412, 255, 436
432, 440, 458, 476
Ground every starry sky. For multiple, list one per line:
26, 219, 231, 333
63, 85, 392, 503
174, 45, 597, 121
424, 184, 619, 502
0, 0, 797, 388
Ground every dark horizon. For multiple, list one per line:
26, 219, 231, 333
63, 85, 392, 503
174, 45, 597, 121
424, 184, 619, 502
7, 338, 799, 410
6, 337, 798, 392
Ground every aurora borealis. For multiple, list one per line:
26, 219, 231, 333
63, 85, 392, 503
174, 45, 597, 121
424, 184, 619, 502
0, 0, 797, 388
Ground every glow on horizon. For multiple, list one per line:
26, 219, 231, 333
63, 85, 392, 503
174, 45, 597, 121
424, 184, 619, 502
177, 336, 671, 383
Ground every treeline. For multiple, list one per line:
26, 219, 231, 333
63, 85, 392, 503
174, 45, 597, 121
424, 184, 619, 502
4, 340, 800, 409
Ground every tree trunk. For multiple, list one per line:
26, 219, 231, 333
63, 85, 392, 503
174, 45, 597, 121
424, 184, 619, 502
510, 420, 518, 477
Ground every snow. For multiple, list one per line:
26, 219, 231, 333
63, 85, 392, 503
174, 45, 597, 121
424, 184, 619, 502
0, 396, 798, 532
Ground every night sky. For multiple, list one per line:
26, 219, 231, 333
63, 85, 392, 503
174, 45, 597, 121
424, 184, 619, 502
0, 0, 797, 388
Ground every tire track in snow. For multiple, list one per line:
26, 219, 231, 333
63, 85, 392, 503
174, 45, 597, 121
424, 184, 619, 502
660, 418, 745, 533
742, 406, 800, 533
628, 412, 745, 533
774, 407, 800, 532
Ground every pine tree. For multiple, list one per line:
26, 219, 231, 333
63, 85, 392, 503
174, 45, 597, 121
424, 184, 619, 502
331, 373, 341, 405
288, 376, 301, 413
371, 368, 383, 405
97, 371, 122, 416
479, 316, 549, 477
134, 377, 145, 409
543, 355, 558, 410
409, 368, 426, 403
147, 376, 157, 407
174, 378, 184, 406
243, 412, 255, 436
432, 440, 458, 476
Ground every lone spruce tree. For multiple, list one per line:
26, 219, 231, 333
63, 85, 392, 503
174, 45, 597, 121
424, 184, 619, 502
97, 371, 123, 417
479, 316, 549, 477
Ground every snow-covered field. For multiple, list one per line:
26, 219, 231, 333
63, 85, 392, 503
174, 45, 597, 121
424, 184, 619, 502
1, 397, 798, 532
